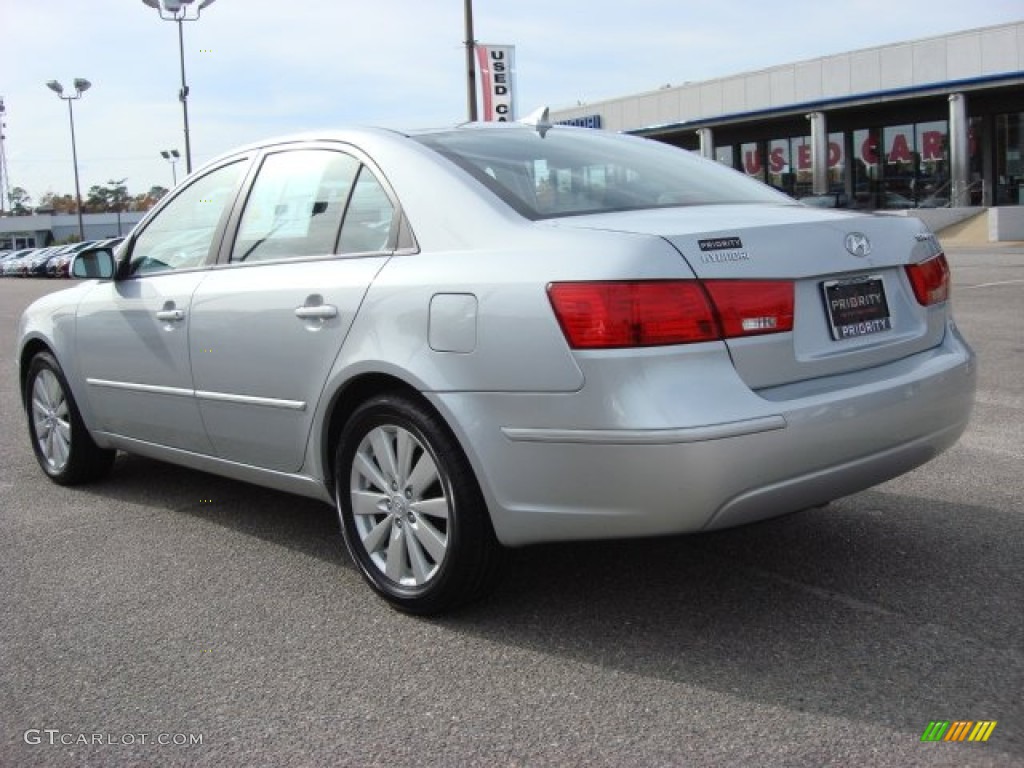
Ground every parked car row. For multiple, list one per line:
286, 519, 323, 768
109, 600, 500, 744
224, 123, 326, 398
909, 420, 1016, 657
0, 239, 124, 278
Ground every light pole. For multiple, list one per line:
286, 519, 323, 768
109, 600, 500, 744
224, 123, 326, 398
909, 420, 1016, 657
141, 0, 217, 175
160, 149, 181, 186
45, 78, 91, 240
464, 0, 478, 121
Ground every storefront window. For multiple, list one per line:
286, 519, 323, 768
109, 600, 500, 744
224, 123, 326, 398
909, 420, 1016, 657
881, 124, 915, 208
995, 113, 1023, 205
827, 131, 845, 192
714, 145, 734, 167
969, 117, 983, 205
852, 128, 879, 208
741, 142, 764, 181
765, 139, 790, 193
791, 137, 814, 197
913, 121, 948, 206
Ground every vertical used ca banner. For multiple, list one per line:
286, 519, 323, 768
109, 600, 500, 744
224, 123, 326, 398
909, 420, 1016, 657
476, 44, 516, 121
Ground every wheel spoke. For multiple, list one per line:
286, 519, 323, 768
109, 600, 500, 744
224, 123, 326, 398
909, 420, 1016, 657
385, 524, 407, 581
411, 515, 447, 563
406, 451, 439, 499
409, 497, 449, 521
369, 428, 399, 485
354, 449, 390, 494
405, 526, 432, 584
42, 429, 55, 463
31, 394, 50, 420
44, 371, 62, 406
395, 429, 416, 486
52, 427, 70, 467
351, 489, 388, 517
34, 417, 52, 441
361, 515, 393, 554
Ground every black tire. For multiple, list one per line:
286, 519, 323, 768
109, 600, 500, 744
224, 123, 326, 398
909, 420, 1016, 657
335, 393, 505, 615
24, 351, 116, 485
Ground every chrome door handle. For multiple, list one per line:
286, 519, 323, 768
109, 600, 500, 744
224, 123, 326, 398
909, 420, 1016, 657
156, 309, 185, 322
294, 305, 338, 320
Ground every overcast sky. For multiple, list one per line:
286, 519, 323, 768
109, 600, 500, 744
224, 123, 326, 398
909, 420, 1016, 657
2, 1, 1022, 203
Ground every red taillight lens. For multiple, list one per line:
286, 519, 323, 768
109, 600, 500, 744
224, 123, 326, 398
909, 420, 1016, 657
547, 281, 719, 348
905, 253, 950, 306
702, 280, 794, 337
547, 279, 794, 349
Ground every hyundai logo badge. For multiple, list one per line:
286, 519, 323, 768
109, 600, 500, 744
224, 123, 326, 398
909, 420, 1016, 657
845, 232, 871, 257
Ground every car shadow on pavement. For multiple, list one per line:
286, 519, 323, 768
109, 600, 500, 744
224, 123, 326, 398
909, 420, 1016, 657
450, 491, 1023, 754
72, 454, 1022, 755
75, 452, 348, 567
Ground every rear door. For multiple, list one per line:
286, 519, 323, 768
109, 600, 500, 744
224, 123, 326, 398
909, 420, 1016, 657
188, 146, 402, 472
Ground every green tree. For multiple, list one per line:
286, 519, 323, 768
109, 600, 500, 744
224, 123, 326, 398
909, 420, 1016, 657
133, 186, 169, 211
85, 185, 111, 213
8, 186, 32, 215
106, 178, 129, 212
38, 192, 78, 214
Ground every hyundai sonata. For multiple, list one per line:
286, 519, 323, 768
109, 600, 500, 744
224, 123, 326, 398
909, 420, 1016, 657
18, 122, 976, 613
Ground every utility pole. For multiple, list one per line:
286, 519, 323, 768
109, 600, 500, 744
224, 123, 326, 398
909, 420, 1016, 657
464, 0, 477, 121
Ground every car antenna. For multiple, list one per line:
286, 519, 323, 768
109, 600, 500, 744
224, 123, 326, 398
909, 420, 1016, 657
518, 106, 552, 137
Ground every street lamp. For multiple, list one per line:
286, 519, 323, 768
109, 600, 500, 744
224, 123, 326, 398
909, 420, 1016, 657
141, 0, 217, 175
160, 149, 181, 185
45, 78, 91, 240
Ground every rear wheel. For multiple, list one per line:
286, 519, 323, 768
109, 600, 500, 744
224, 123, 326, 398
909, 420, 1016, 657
24, 351, 115, 485
335, 393, 504, 614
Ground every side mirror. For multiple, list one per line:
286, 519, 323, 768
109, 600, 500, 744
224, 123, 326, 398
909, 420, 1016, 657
71, 247, 116, 280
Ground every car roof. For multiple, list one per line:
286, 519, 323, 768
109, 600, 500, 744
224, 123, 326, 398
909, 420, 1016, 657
196, 122, 554, 168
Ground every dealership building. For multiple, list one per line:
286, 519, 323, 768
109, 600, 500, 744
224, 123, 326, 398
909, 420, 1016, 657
551, 21, 1024, 239
0, 211, 144, 252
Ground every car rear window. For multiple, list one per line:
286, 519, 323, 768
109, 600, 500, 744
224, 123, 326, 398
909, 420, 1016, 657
414, 126, 792, 220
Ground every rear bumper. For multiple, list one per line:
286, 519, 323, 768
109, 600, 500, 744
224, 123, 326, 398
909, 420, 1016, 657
430, 324, 976, 547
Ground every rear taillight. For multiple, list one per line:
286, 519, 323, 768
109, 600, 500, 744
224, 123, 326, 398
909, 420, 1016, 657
905, 253, 950, 306
547, 281, 718, 348
547, 280, 794, 349
909, 252, 946, 307
702, 280, 794, 337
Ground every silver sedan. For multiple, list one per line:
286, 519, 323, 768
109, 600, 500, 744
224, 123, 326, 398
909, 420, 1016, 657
17, 123, 976, 613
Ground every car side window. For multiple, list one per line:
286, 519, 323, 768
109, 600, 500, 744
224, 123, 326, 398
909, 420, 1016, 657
338, 167, 396, 254
129, 161, 246, 276
232, 150, 360, 263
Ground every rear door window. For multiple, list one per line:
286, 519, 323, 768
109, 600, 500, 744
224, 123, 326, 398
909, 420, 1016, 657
232, 150, 361, 263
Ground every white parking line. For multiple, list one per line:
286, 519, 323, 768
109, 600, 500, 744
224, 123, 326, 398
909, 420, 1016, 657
960, 279, 1024, 290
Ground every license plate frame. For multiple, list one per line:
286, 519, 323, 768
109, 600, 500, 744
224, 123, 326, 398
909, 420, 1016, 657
822, 275, 891, 340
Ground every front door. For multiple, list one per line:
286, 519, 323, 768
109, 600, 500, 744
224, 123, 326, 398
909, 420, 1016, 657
75, 159, 248, 452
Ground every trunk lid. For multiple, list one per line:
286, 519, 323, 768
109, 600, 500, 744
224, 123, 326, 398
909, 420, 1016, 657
547, 204, 949, 390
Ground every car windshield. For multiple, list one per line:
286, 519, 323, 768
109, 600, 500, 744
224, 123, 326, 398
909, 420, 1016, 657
414, 126, 792, 220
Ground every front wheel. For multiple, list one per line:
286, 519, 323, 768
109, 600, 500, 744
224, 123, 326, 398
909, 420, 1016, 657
335, 394, 504, 615
24, 351, 116, 485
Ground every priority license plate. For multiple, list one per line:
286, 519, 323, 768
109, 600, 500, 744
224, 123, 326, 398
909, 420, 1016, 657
822, 276, 891, 340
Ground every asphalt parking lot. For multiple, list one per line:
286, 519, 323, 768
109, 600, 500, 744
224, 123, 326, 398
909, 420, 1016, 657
1, 248, 1022, 767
